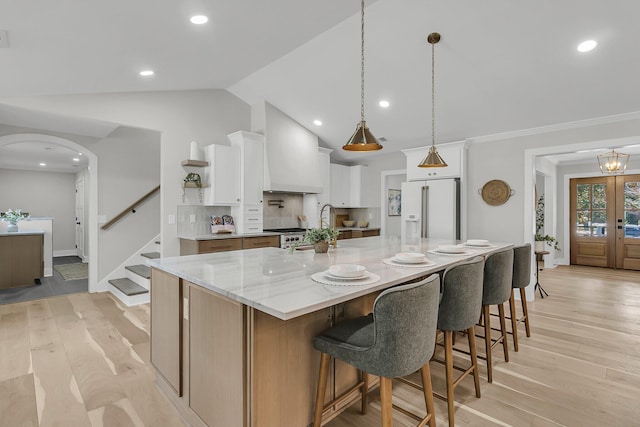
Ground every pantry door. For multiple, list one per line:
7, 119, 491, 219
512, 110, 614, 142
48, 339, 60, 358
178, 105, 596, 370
570, 174, 640, 270
615, 175, 640, 270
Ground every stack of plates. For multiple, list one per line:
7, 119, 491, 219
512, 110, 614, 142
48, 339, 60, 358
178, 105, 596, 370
384, 252, 434, 267
428, 245, 470, 256
326, 264, 367, 280
464, 239, 491, 247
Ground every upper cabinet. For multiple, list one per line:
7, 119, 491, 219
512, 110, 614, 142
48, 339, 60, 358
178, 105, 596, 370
316, 147, 332, 206
228, 131, 264, 205
330, 164, 371, 208
203, 144, 241, 206
403, 141, 466, 181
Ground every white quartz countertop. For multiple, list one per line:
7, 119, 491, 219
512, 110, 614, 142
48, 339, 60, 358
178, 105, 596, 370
178, 231, 281, 240
148, 236, 512, 320
0, 229, 46, 236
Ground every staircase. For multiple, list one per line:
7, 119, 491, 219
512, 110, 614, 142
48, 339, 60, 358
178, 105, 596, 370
108, 240, 160, 306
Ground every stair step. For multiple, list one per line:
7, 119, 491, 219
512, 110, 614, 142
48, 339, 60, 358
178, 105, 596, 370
109, 278, 148, 296
141, 252, 160, 259
126, 264, 151, 279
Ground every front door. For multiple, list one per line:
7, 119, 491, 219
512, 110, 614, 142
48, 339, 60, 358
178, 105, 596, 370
570, 174, 640, 270
75, 178, 85, 260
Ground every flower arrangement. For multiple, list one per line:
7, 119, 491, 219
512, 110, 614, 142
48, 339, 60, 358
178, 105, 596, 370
534, 195, 560, 251
0, 209, 30, 223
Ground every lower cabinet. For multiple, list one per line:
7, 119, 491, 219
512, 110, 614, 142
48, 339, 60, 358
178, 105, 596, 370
150, 268, 380, 426
338, 229, 380, 240
180, 235, 279, 255
150, 269, 182, 396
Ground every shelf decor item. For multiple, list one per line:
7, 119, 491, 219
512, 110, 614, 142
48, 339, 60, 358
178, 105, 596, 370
182, 172, 203, 203
0, 209, 30, 232
480, 179, 514, 206
534, 194, 560, 251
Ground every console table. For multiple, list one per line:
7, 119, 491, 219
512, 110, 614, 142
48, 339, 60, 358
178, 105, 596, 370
0, 231, 45, 289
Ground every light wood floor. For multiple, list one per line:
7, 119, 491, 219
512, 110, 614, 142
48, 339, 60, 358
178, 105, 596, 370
1, 265, 639, 426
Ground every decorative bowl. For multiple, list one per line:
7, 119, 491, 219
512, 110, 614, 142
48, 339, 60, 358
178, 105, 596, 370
342, 220, 356, 227
328, 264, 366, 278
437, 245, 465, 254
466, 239, 490, 246
358, 221, 369, 228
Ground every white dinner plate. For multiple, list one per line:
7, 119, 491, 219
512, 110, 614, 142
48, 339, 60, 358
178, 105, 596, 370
436, 245, 465, 254
393, 252, 426, 264
324, 271, 368, 281
328, 264, 367, 278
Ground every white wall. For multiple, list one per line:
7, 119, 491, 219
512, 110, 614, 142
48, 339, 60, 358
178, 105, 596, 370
384, 174, 406, 236
0, 168, 76, 252
0, 89, 251, 258
467, 116, 640, 246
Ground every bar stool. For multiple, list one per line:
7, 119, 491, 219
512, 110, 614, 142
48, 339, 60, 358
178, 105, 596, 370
434, 257, 484, 427
509, 244, 532, 351
478, 248, 513, 383
312, 275, 440, 427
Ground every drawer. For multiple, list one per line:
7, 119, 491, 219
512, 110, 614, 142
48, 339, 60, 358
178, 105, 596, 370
197, 238, 243, 253
362, 230, 380, 237
244, 205, 263, 215
244, 215, 263, 224
242, 236, 280, 249
243, 225, 264, 233
337, 230, 352, 240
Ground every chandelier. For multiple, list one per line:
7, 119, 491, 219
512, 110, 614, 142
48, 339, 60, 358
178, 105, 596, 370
597, 149, 630, 174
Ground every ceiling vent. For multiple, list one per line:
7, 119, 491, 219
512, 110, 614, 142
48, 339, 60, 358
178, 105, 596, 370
0, 31, 9, 48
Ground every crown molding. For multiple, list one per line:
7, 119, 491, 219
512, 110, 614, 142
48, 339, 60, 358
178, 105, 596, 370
468, 111, 640, 145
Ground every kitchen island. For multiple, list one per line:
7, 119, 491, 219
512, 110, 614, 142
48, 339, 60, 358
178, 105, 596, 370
147, 236, 511, 427
0, 230, 45, 288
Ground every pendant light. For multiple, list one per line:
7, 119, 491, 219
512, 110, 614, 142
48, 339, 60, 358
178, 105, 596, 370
343, 0, 383, 151
418, 33, 447, 167
597, 149, 630, 174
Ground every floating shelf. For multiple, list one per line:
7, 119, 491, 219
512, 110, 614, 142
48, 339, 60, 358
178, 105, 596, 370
181, 160, 209, 167
183, 182, 210, 188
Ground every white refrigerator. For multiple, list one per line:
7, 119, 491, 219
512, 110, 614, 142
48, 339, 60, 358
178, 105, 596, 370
401, 179, 460, 241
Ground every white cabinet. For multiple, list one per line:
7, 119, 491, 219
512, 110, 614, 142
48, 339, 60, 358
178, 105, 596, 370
330, 164, 350, 207
229, 131, 265, 233
203, 144, 241, 206
316, 148, 332, 207
329, 164, 371, 208
403, 141, 465, 181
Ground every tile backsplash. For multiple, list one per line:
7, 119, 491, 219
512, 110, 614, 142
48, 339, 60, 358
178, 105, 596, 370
177, 205, 230, 236
263, 193, 304, 229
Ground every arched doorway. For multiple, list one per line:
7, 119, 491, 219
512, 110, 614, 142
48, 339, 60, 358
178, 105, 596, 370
0, 133, 99, 293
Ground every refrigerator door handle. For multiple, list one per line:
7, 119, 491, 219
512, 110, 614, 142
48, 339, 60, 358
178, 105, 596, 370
421, 186, 429, 238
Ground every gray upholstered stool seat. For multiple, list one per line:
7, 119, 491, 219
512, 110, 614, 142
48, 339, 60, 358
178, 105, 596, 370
478, 248, 514, 383
312, 275, 440, 427
508, 244, 532, 351
433, 256, 484, 427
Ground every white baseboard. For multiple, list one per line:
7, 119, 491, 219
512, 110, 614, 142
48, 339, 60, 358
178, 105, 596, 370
53, 249, 79, 257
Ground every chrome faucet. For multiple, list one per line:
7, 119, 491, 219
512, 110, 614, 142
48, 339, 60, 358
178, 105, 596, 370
319, 203, 335, 229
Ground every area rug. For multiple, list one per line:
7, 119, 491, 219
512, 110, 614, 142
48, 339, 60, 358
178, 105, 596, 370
53, 263, 88, 281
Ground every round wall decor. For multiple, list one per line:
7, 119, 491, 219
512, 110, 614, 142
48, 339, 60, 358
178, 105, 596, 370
480, 179, 514, 206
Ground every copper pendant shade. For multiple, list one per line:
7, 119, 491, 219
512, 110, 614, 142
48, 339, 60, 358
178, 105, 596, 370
418, 32, 447, 168
343, 0, 382, 152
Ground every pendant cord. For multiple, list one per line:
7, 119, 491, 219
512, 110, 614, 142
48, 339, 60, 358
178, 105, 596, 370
360, 0, 365, 123
431, 39, 435, 149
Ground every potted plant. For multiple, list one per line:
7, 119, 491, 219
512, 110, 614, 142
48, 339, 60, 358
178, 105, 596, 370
0, 209, 30, 232
534, 195, 560, 252
303, 227, 339, 253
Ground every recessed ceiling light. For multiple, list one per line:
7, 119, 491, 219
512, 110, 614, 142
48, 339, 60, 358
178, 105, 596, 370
39, 162, 46, 166
577, 40, 597, 53
139, 70, 155, 77
73, 158, 80, 162
78, 152, 83, 156
190, 15, 208, 25
313, 119, 323, 126
379, 100, 390, 108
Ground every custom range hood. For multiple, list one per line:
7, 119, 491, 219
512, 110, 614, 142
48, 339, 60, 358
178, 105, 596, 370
253, 101, 323, 194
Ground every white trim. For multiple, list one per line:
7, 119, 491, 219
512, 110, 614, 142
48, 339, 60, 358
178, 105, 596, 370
99, 234, 160, 290
470, 111, 640, 144
53, 249, 79, 257
380, 169, 406, 236
0, 133, 99, 293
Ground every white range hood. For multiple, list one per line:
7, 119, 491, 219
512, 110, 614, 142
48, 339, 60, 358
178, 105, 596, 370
253, 102, 322, 194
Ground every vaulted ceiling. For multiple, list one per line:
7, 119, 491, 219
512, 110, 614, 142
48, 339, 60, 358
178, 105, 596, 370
1, 0, 639, 165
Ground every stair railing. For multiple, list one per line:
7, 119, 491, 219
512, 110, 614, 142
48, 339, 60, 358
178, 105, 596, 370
101, 185, 160, 230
